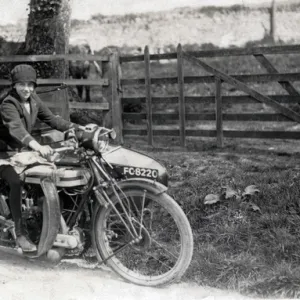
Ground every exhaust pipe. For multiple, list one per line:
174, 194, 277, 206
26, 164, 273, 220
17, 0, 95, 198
47, 247, 66, 263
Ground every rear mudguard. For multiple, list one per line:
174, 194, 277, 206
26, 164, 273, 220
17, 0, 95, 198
36, 178, 61, 257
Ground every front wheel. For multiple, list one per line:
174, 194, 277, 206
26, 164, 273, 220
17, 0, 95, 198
92, 188, 194, 287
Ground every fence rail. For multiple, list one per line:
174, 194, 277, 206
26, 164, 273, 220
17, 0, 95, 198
122, 113, 291, 122
46, 102, 109, 110
120, 44, 300, 62
121, 73, 300, 86
121, 95, 300, 104
122, 129, 300, 139
0, 78, 109, 86
0, 54, 109, 62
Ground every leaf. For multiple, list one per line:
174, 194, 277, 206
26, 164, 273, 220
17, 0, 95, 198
204, 194, 220, 205
224, 186, 239, 200
242, 185, 260, 197
248, 202, 261, 213
235, 195, 242, 202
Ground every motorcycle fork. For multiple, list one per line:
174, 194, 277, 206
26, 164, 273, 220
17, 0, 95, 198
90, 157, 143, 241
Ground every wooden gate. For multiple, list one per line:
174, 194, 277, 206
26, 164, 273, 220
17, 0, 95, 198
182, 51, 300, 147
117, 44, 300, 147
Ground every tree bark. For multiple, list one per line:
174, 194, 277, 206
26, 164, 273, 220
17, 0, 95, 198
24, 0, 72, 78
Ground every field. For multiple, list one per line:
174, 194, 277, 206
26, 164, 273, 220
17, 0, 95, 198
70, 2, 300, 52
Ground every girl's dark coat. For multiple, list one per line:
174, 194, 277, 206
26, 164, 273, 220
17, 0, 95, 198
0, 90, 74, 151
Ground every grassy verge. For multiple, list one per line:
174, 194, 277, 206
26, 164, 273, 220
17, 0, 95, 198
131, 139, 300, 298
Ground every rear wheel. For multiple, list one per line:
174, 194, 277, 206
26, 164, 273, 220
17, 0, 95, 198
93, 188, 193, 286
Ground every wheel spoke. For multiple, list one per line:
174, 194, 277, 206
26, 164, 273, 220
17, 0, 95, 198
110, 185, 139, 237
144, 252, 174, 272
149, 238, 180, 260
139, 190, 146, 237
106, 201, 180, 273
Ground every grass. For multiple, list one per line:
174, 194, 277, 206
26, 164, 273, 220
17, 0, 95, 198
132, 139, 300, 298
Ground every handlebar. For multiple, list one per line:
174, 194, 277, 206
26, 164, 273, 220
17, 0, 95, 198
62, 125, 116, 154
46, 146, 76, 163
54, 146, 76, 152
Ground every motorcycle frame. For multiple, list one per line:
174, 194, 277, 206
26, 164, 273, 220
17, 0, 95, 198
64, 157, 96, 229
64, 152, 123, 230
65, 152, 148, 244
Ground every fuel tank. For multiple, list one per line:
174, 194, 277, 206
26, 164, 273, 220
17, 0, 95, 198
102, 146, 168, 187
24, 166, 91, 188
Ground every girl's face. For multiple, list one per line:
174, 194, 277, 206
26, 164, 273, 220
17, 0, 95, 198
14, 82, 35, 100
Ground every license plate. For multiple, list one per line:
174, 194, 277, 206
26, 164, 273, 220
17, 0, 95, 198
119, 166, 159, 179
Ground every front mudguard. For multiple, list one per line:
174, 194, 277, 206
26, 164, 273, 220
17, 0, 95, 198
114, 178, 168, 195
36, 178, 61, 257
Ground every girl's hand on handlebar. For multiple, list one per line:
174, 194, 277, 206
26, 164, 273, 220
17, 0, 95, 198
38, 145, 55, 159
28, 140, 55, 160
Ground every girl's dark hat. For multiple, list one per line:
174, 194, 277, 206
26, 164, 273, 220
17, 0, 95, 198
11, 64, 37, 86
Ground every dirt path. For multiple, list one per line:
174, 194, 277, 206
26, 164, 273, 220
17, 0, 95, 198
0, 248, 263, 300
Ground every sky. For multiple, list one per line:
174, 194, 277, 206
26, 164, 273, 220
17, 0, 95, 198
0, 0, 293, 25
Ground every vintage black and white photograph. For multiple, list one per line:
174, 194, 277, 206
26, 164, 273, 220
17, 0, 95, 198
0, 0, 299, 299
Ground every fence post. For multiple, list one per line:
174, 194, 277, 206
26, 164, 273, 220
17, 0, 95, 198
215, 76, 223, 148
144, 46, 153, 146
102, 51, 123, 144
270, 0, 276, 42
102, 55, 112, 128
177, 44, 186, 148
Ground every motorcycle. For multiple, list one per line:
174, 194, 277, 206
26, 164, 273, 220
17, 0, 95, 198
0, 125, 194, 287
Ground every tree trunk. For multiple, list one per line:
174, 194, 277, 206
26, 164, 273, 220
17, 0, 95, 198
24, 0, 72, 78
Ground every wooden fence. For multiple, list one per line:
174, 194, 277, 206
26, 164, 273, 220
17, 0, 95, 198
2, 45, 300, 148
116, 44, 300, 147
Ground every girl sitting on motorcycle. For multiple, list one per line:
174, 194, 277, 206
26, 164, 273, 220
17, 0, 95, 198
0, 64, 79, 252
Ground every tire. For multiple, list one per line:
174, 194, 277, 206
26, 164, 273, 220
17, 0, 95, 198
92, 188, 194, 287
